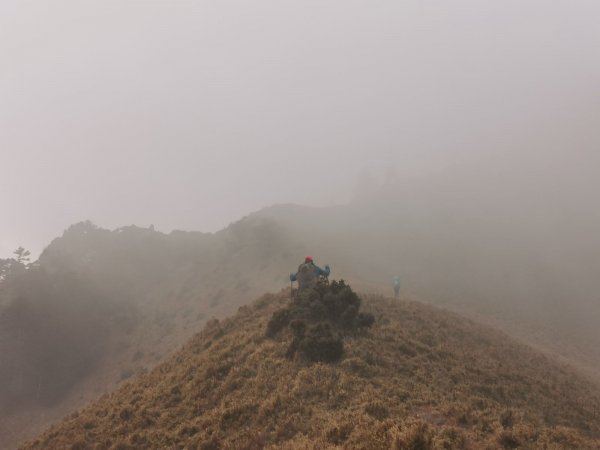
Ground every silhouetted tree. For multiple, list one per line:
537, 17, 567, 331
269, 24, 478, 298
13, 247, 30, 265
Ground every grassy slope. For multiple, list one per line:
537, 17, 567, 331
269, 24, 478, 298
24, 291, 600, 450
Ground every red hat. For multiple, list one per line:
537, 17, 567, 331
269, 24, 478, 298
305, 256, 313, 262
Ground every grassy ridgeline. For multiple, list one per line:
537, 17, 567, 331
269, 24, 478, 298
24, 291, 600, 449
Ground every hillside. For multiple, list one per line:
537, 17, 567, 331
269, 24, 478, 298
24, 288, 600, 449
0, 218, 307, 448
4, 201, 600, 448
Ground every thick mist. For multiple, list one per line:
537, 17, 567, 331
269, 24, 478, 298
3, 2, 600, 448
2, 1, 600, 258
2, 0, 600, 395
248, 135, 600, 374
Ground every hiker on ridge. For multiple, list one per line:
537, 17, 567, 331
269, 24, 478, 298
393, 275, 400, 299
290, 256, 330, 290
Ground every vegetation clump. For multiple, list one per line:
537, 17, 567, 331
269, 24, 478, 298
266, 280, 374, 362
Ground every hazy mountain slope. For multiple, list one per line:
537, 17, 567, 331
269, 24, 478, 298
249, 156, 600, 379
3, 161, 600, 449
0, 218, 304, 448
24, 291, 600, 449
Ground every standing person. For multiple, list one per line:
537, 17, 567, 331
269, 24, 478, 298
290, 256, 330, 290
393, 275, 400, 299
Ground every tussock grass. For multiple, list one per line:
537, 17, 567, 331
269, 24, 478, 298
23, 292, 600, 449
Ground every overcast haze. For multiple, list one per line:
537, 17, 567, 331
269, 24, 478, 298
2, 1, 600, 258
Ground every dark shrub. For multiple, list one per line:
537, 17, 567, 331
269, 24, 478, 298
292, 322, 344, 363
267, 280, 373, 363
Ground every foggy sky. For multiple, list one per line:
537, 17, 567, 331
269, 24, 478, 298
2, 1, 600, 258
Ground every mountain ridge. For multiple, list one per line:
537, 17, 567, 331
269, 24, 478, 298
23, 289, 600, 449
3, 203, 600, 448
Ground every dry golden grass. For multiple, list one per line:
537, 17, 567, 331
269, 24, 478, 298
23, 290, 600, 449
